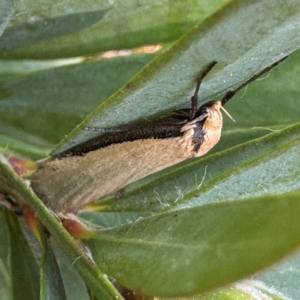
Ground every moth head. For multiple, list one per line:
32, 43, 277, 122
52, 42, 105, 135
203, 100, 235, 121
202, 100, 223, 130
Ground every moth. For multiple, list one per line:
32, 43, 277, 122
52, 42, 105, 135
31, 58, 286, 213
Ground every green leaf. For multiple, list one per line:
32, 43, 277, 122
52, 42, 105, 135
50, 240, 91, 300
0, 54, 154, 159
181, 280, 289, 300
0, 0, 15, 36
85, 192, 300, 297
234, 280, 288, 300
0, 209, 11, 300
160, 279, 290, 299
5, 210, 40, 300
173, 136, 300, 210
78, 211, 151, 228
40, 236, 67, 300
0, 9, 108, 58
254, 247, 300, 299
0, 259, 10, 300
0, 0, 231, 59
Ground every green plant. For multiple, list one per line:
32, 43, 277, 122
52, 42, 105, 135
1, 0, 300, 299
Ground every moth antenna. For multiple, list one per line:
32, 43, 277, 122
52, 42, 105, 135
85, 126, 125, 133
220, 105, 235, 122
221, 56, 288, 106
190, 61, 218, 120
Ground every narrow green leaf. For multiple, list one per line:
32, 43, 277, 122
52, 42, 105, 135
254, 245, 300, 299
161, 286, 252, 300
40, 236, 67, 300
78, 211, 151, 228
234, 280, 288, 300
5, 210, 40, 300
0, 0, 231, 59
0, 54, 154, 159
0, 209, 11, 300
0, 58, 85, 80
0, 208, 9, 267
173, 137, 300, 210
0, 259, 10, 300
170, 280, 289, 299
85, 192, 300, 297
0, 9, 108, 56
0, 0, 15, 36
50, 239, 91, 300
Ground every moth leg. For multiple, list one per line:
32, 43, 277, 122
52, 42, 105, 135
221, 56, 288, 106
